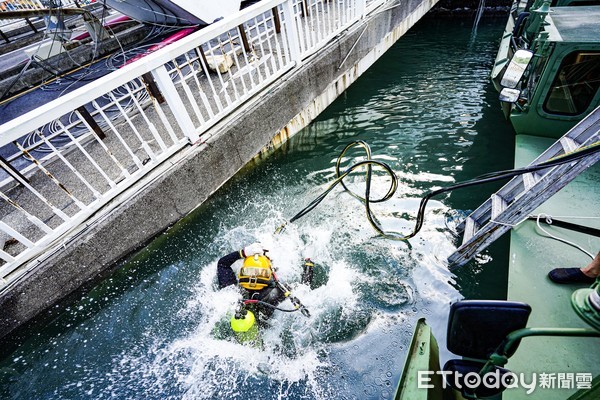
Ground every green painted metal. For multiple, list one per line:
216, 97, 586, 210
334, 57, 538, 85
554, 0, 600, 6
499, 327, 600, 359
507, 135, 600, 399
492, 2, 600, 138
567, 376, 600, 400
571, 286, 600, 331
394, 318, 444, 400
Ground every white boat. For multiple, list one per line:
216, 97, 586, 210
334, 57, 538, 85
103, 0, 243, 26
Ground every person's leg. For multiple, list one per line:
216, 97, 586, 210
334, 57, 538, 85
581, 252, 600, 278
548, 251, 599, 284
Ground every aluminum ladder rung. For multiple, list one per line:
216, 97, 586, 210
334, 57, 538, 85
522, 172, 540, 190
461, 217, 480, 244
490, 194, 508, 220
448, 106, 600, 268
560, 136, 581, 153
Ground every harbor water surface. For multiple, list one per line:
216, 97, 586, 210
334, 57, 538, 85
0, 15, 516, 399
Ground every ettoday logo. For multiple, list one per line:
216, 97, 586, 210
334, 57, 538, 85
418, 370, 593, 394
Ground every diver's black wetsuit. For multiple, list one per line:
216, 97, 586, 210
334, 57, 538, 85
217, 251, 313, 321
217, 251, 244, 289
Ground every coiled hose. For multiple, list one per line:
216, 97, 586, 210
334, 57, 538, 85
276, 140, 600, 241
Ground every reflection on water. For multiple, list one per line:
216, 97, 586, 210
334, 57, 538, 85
0, 16, 515, 400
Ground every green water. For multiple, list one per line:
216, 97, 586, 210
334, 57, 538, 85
0, 15, 515, 400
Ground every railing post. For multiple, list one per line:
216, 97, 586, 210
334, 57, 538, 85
280, 0, 302, 64
272, 7, 281, 33
25, 18, 38, 34
357, 0, 366, 18
150, 65, 200, 143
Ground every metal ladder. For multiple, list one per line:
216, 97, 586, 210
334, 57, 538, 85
448, 107, 600, 268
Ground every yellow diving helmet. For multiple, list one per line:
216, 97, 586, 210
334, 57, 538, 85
238, 254, 273, 290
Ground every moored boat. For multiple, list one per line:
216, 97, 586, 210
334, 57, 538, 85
491, 0, 600, 138
396, 131, 600, 396
396, 292, 600, 399
395, 3, 600, 397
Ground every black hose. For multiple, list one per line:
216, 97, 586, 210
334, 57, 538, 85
243, 299, 302, 313
282, 141, 404, 239
280, 140, 600, 241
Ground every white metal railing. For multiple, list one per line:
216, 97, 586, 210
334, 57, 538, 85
289, 0, 364, 58
0, 0, 387, 283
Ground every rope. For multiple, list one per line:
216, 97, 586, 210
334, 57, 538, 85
534, 214, 595, 259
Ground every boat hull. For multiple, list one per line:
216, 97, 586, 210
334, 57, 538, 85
394, 318, 445, 399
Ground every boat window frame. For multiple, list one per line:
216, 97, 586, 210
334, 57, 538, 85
539, 50, 600, 119
522, 47, 549, 106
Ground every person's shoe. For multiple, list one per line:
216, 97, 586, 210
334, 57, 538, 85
548, 268, 596, 284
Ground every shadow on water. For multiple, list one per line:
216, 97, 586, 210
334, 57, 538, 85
445, 80, 515, 300
0, 14, 516, 400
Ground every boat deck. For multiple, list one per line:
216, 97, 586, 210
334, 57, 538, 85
507, 134, 600, 399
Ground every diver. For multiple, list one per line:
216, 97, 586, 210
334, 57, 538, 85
217, 243, 313, 341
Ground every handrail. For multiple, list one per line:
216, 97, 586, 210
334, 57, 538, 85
0, 0, 386, 283
0, 0, 289, 143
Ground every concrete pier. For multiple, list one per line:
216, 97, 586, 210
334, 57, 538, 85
0, 0, 443, 344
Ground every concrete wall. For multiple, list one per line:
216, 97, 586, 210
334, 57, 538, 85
431, 0, 511, 15
0, 0, 440, 345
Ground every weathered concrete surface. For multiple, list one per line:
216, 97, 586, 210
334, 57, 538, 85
0, 0, 440, 345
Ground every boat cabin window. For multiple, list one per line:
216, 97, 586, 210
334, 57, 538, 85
543, 51, 600, 116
